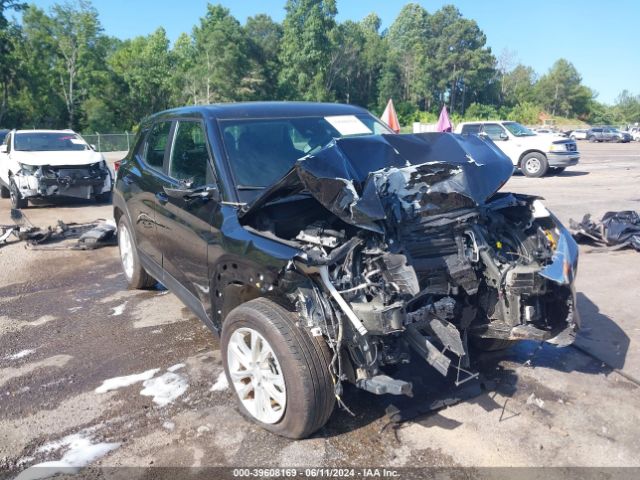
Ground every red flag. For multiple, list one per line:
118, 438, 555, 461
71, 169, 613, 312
381, 99, 400, 133
436, 105, 452, 132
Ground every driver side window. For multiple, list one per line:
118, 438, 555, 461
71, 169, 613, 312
483, 124, 506, 141
168, 121, 211, 187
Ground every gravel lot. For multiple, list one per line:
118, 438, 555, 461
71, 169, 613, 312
1, 143, 639, 477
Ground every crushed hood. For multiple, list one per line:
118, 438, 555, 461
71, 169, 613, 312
240, 133, 514, 233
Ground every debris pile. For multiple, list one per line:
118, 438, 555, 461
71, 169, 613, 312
570, 211, 640, 251
0, 209, 116, 250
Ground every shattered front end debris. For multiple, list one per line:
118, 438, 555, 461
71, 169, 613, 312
237, 132, 580, 398
13, 161, 112, 200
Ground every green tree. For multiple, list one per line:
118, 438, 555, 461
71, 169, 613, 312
191, 5, 252, 103
535, 59, 593, 118
613, 90, 640, 124
108, 28, 173, 128
278, 0, 337, 101
0, 0, 26, 125
426, 5, 496, 115
44, 0, 103, 128
245, 14, 282, 100
502, 64, 537, 106
384, 3, 430, 107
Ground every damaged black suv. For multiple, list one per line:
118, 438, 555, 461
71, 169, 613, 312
114, 102, 579, 439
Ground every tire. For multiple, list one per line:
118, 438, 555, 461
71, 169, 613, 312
471, 337, 518, 352
588, 136, 596, 143
521, 152, 549, 178
221, 298, 335, 439
95, 190, 112, 204
117, 216, 156, 289
9, 177, 28, 209
0, 184, 9, 199
570, 135, 576, 141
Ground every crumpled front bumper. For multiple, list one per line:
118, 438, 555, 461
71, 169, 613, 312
15, 164, 112, 200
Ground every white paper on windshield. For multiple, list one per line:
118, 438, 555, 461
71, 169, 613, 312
324, 115, 372, 136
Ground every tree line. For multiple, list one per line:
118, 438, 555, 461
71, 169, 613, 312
1, 0, 638, 133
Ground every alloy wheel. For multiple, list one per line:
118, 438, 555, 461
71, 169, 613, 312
227, 327, 287, 424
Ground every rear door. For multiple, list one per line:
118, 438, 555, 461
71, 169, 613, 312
154, 119, 220, 307
127, 120, 173, 267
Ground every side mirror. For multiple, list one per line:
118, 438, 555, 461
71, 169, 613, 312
0, 145, 7, 153
499, 132, 509, 141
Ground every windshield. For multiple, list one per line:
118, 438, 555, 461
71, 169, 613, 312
503, 122, 536, 137
220, 114, 391, 188
14, 132, 90, 152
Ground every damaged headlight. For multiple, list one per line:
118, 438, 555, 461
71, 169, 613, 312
18, 163, 38, 175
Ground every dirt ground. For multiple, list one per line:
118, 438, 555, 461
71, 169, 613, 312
1, 144, 639, 477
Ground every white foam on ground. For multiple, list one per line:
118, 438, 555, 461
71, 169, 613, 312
6, 349, 36, 360
140, 371, 188, 407
210, 371, 229, 392
162, 421, 175, 431
16, 431, 120, 480
111, 302, 127, 316
167, 363, 185, 372
94, 368, 160, 394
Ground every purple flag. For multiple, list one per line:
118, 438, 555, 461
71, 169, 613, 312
436, 105, 452, 132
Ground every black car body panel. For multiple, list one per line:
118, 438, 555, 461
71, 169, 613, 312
115, 102, 580, 399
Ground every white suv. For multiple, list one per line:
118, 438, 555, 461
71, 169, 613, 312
455, 121, 580, 177
0, 129, 112, 208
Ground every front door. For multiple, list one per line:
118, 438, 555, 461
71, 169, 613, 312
127, 121, 172, 267
154, 119, 220, 307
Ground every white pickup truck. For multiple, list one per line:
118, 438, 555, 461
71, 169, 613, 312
455, 121, 580, 177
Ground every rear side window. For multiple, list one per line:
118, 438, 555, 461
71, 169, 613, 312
168, 121, 210, 186
461, 124, 481, 135
144, 121, 172, 169
592, 128, 602, 133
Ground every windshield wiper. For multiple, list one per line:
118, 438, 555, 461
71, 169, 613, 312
237, 185, 266, 191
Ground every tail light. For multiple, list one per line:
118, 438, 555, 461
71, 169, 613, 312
114, 160, 121, 173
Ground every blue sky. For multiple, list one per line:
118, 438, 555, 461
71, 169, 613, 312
25, 0, 639, 104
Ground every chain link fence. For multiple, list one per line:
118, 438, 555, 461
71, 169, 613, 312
81, 132, 135, 152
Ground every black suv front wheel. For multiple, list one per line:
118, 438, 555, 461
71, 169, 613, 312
221, 298, 335, 439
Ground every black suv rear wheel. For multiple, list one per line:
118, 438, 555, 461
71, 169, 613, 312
117, 216, 156, 289
221, 298, 335, 439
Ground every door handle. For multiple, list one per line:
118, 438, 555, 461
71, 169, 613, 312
156, 192, 169, 204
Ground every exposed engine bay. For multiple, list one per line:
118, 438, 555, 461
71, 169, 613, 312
239, 133, 580, 397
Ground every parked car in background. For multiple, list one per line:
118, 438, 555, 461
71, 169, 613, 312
587, 127, 632, 143
455, 121, 580, 177
0, 129, 112, 208
535, 128, 567, 137
114, 102, 579, 438
569, 129, 588, 140
0, 129, 9, 145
